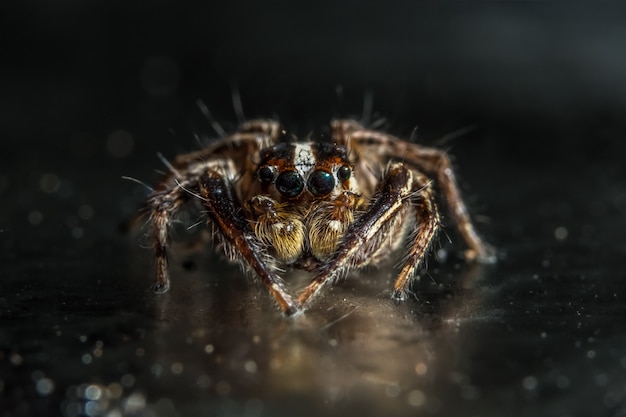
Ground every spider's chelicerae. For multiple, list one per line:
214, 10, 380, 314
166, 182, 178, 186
142, 118, 494, 315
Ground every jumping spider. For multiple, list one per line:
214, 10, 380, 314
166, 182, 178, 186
142, 118, 494, 316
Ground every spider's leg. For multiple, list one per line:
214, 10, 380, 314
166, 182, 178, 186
148, 179, 193, 294
236, 119, 282, 138
297, 162, 420, 310
391, 174, 440, 300
334, 122, 495, 264
200, 170, 297, 316
400, 147, 495, 263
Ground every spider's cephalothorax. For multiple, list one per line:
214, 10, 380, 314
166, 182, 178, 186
144, 119, 495, 316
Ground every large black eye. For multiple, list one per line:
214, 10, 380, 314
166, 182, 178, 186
257, 166, 276, 183
308, 170, 335, 196
337, 165, 351, 181
275, 171, 304, 198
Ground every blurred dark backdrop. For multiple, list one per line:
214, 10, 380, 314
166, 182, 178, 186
4, 1, 626, 157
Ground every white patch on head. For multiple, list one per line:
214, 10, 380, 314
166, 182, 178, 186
293, 143, 315, 177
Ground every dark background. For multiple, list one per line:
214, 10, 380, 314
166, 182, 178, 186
2, 1, 626, 416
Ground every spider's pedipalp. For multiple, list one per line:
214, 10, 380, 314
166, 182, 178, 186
297, 161, 430, 310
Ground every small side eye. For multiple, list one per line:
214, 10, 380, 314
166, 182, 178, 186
337, 165, 351, 181
275, 171, 304, 198
257, 166, 276, 183
308, 170, 335, 196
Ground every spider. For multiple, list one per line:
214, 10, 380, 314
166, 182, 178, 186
141, 117, 495, 316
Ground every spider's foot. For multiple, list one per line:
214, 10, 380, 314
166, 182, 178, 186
153, 279, 170, 294
391, 289, 408, 302
284, 304, 303, 317
465, 244, 497, 265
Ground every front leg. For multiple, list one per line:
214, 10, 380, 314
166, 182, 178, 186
333, 121, 495, 264
200, 171, 297, 315
297, 162, 433, 310
391, 173, 440, 300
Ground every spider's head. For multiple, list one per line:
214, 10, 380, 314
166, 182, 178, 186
256, 142, 354, 201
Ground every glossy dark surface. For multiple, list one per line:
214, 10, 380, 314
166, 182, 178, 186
2, 2, 626, 416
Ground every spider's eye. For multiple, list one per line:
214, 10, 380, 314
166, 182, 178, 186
257, 166, 276, 183
275, 171, 304, 198
337, 165, 351, 182
308, 170, 335, 196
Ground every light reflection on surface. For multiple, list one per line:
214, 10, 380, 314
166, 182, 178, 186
86, 246, 496, 416
4, 161, 625, 417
